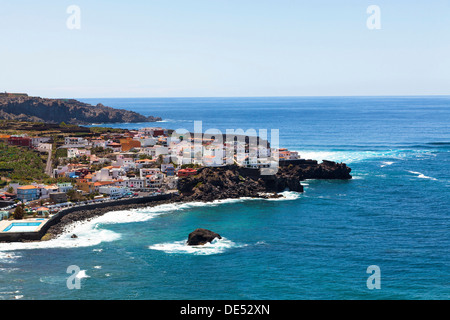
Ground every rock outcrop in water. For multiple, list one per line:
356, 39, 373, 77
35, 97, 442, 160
177, 160, 352, 202
187, 228, 222, 246
0, 94, 161, 124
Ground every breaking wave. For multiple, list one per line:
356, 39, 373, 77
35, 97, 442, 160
380, 161, 395, 167
408, 171, 438, 181
294, 148, 437, 164
148, 237, 240, 255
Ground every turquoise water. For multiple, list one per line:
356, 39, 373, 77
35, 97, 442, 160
0, 96, 448, 300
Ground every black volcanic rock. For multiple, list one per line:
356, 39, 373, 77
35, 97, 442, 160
187, 228, 222, 246
177, 161, 351, 202
0, 95, 161, 124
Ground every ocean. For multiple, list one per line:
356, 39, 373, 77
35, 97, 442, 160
0, 96, 448, 300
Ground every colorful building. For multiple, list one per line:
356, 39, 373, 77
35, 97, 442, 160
119, 138, 141, 152
0, 134, 11, 144
177, 168, 198, 177
8, 136, 32, 147
17, 185, 38, 202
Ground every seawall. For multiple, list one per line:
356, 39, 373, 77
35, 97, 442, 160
0, 193, 173, 243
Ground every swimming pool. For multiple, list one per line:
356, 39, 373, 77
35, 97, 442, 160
2, 222, 42, 232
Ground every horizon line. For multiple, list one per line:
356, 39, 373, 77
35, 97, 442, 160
69, 94, 450, 100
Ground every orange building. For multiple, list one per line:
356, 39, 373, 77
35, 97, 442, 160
119, 138, 141, 152
0, 134, 11, 144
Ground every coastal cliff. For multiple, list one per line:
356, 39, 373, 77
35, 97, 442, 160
177, 161, 352, 202
0, 94, 161, 124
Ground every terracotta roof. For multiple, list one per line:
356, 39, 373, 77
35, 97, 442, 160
17, 185, 37, 190
136, 159, 155, 163
94, 181, 115, 187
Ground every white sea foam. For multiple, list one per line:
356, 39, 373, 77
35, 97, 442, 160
0, 251, 21, 262
408, 171, 437, 181
380, 161, 395, 167
0, 191, 299, 252
294, 149, 432, 164
262, 191, 301, 201
149, 237, 239, 255
76, 270, 90, 279
0, 219, 121, 252
294, 150, 390, 164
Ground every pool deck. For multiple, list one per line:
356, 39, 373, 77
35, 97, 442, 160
0, 218, 49, 233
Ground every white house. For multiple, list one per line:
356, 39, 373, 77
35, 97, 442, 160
135, 136, 157, 147
98, 186, 130, 198
142, 146, 156, 158
53, 165, 69, 178
67, 148, 91, 158
138, 127, 168, 137
91, 138, 107, 149
145, 174, 164, 189
37, 143, 52, 152
113, 155, 135, 169
115, 177, 146, 189
31, 137, 52, 147
106, 142, 122, 153
64, 137, 89, 147
155, 146, 169, 157
140, 168, 161, 179
57, 183, 73, 193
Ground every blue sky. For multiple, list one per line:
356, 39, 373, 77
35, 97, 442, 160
0, 0, 449, 98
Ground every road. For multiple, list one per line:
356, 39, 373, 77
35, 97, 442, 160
35, 143, 53, 177
45, 150, 52, 176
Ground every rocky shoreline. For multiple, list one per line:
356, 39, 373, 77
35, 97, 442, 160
43, 197, 182, 240
43, 160, 351, 241
177, 161, 352, 202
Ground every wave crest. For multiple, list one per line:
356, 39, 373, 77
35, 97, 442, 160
149, 237, 239, 255
408, 171, 437, 181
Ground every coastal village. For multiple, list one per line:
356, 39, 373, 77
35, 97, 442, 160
0, 121, 301, 236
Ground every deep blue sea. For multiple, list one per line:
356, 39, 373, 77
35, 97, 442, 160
0, 96, 449, 300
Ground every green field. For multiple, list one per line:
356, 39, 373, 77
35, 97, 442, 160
0, 143, 48, 184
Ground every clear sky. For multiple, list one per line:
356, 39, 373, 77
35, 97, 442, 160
0, 0, 449, 98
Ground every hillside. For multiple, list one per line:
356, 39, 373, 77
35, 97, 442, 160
0, 143, 48, 185
0, 93, 161, 125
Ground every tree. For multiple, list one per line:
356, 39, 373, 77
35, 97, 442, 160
156, 154, 164, 165
13, 204, 25, 220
